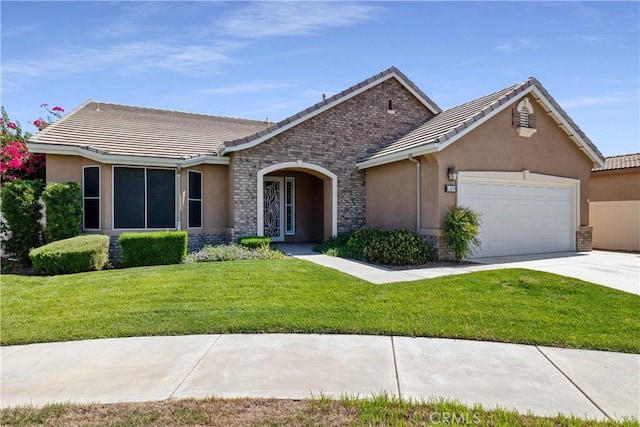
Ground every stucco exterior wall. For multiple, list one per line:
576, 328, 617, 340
182, 164, 231, 234
46, 155, 231, 237
590, 169, 640, 201
366, 160, 417, 230
432, 96, 594, 227
231, 78, 435, 238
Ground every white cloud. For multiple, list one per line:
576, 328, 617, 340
559, 95, 629, 108
217, 2, 381, 39
1, 40, 241, 77
193, 81, 293, 95
1, 24, 36, 38
495, 38, 538, 53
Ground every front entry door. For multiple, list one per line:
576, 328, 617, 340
263, 177, 284, 242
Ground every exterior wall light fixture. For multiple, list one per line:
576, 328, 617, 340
447, 164, 458, 181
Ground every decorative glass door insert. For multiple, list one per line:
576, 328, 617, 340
263, 177, 284, 241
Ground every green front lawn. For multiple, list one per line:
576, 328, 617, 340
2, 259, 639, 352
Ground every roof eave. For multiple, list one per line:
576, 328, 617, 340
27, 142, 229, 167
356, 143, 439, 170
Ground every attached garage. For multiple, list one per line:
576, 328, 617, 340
458, 172, 578, 257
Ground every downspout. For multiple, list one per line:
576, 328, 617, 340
176, 166, 182, 230
408, 155, 421, 234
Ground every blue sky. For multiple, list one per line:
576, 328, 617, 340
2, 1, 638, 157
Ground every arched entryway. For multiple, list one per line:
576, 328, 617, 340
257, 162, 337, 242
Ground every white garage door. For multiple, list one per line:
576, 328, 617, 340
458, 177, 575, 257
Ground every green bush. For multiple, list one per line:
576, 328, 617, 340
238, 236, 271, 249
29, 234, 109, 275
42, 182, 82, 243
119, 231, 187, 268
363, 229, 432, 266
0, 179, 44, 264
442, 205, 482, 262
185, 244, 286, 263
315, 227, 432, 266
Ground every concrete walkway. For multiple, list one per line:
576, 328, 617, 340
277, 244, 640, 295
1, 334, 638, 421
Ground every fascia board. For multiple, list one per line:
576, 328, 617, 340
530, 86, 605, 167
436, 86, 535, 152
356, 143, 438, 170
27, 143, 229, 167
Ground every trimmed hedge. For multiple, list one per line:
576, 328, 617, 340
42, 182, 82, 243
0, 179, 44, 264
315, 227, 433, 266
238, 236, 271, 249
29, 234, 109, 275
119, 231, 187, 268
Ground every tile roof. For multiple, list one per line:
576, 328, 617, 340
29, 100, 270, 160
592, 153, 640, 172
360, 77, 605, 166
220, 66, 441, 152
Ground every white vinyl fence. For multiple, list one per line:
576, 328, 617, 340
590, 200, 640, 252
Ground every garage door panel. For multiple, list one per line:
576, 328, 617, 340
458, 178, 574, 257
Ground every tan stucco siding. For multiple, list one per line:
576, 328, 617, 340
432, 97, 594, 226
366, 160, 417, 230
182, 164, 231, 234
590, 170, 640, 201
46, 155, 230, 234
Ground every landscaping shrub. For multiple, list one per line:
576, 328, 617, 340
0, 179, 44, 264
362, 228, 432, 266
29, 234, 109, 275
238, 236, 271, 250
42, 181, 82, 243
442, 205, 482, 262
315, 227, 432, 266
185, 244, 286, 263
119, 231, 187, 268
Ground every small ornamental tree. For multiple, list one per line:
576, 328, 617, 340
42, 182, 83, 243
442, 205, 482, 262
0, 179, 45, 263
1, 104, 64, 184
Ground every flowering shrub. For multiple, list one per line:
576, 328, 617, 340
1, 104, 64, 183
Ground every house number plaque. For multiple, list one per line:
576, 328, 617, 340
444, 185, 457, 193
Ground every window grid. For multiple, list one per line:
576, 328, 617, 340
188, 170, 203, 229
82, 166, 100, 230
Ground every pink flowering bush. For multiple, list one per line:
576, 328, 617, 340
1, 104, 64, 183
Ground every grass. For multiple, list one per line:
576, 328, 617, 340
1, 395, 637, 426
1, 259, 639, 352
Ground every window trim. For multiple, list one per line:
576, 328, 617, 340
285, 176, 295, 235
82, 165, 101, 231
111, 165, 177, 231
187, 170, 203, 229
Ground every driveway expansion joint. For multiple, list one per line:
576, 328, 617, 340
535, 346, 611, 421
390, 336, 402, 399
168, 335, 222, 400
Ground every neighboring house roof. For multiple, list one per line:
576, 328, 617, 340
356, 77, 606, 169
592, 153, 640, 172
28, 100, 270, 166
218, 66, 442, 154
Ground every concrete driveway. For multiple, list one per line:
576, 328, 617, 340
283, 244, 639, 294
471, 250, 640, 295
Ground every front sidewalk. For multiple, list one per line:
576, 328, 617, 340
1, 334, 638, 421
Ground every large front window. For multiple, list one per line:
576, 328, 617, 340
113, 166, 176, 229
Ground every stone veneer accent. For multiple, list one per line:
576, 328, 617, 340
423, 234, 456, 261
108, 233, 231, 266
231, 78, 434, 238
576, 227, 593, 252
